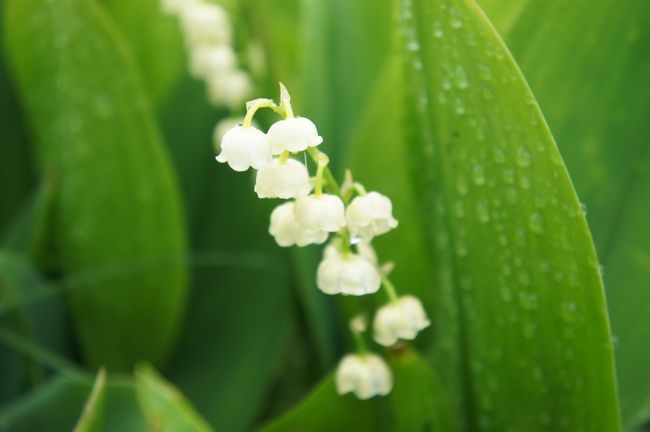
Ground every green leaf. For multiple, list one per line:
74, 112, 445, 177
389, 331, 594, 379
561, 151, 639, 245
102, 0, 185, 106
4, 0, 188, 369
0, 0, 34, 232
389, 346, 455, 432
398, 0, 620, 430
73, 368, 107, 432
259, 374, 382, 432
134, 363, 213, 432
485, 0, 650, 427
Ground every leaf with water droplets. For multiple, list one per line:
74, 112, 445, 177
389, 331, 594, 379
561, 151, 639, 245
484, 0, 650, 427
398, 0, 620, 429
4, 0, 188, 369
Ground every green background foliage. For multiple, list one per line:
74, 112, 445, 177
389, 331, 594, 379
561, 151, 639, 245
0, 0, 648, 430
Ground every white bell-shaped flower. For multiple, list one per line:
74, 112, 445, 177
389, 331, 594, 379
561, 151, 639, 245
189, 45, 236, 80
293, 194, 345, 233
216, 125, 270, 172
346, 192, 398, 239
255, 159, 312, 199
373, 295, 430, 347
269, 202, 328, 247
207, 70, 252, 109
336, 353, 392, 399
317, 248, 381, 295
267, 117, 323, 155
181, 3, 231, 47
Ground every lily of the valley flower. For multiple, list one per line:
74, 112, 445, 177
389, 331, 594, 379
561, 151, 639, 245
293, 194, 346, 232
255, 159, 312, 199
335, 353, 393, 400
373, 295, 430, 347
190, 45, 236, 80
207, 71, 252, 109
317, 248, 380, 295
269, 202, 328, 247
267, 117, 323, 155
181, 2, 232, 47
216, 125, 270, 171
346, 192, 398, 239
161, 0, 197, 14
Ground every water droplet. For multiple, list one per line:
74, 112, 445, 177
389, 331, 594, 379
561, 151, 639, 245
454, 98, 466, 115
528, 212, 544, 234
499, 286, 512, 302
455, 240, 468, 257
476, 201, 490, 223
492, 147, 506, 163
524, 322, 536, 338
472, 164, 485, 185
454, 65, 468, 89
456, 175, 469, 196
478, 63, 492, 81
449, 7, 463, 28
518, 291, 538, 309
501, 168, 514, 184
406, 40, 419, 51
432, 20, 444, 38
517, 147, 532, 167
517, 272, 531, 286
561, 302, 577, 322
580, 202, 588, 216
454, 201, 465, 218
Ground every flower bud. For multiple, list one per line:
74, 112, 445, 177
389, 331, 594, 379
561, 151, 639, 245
216, 125, 270, 172
373, 295, 430, 347
269, 202, 328, 247
346, 192, 398, 239
317, 248, 380, 295
189, 45, 236, 80
336, 353, 392, 399
267, 117, 323, 155
207, 70, 252, 109
181, 3, 231, 47
255, 159, 312, 199
293, 194, 345, 233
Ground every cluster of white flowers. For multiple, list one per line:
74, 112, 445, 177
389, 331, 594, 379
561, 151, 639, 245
214, 85, 430, 399
161, 0, 251, 108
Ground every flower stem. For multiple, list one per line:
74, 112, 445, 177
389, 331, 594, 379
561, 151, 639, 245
243, 98, 280, 128
353, 328, 368, 355
382, 276, 400, 303
279, 150, 290, 164
307, 147, 340, 196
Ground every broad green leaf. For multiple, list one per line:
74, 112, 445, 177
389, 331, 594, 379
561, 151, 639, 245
134, 363, 212, 432
103, 0, 184, 106
73, 368, 107, 432
389, 346, 455, 432
259, 374, 382, 432
398, 0, 620, 430
4, 0, 188, 368
473, 0, 528, 36
486, 0, 650, 427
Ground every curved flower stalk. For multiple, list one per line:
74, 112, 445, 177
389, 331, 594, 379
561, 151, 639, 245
214, 84, 431, 399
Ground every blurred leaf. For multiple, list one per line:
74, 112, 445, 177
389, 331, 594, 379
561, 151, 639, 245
473, 0, 528, 35
259, 374, 382, 432
300, 0, 393, 170
484, 0, 650, 427
0, 0, 34, 232
73, 368, 107, 432
0, 253, 69, 404
0, 375, 92, 432
398, 0, 620, 429
389, 346, 455, 432
134, 363, 212, 432
103, 0, 185, 106
4, 0, 188, 369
